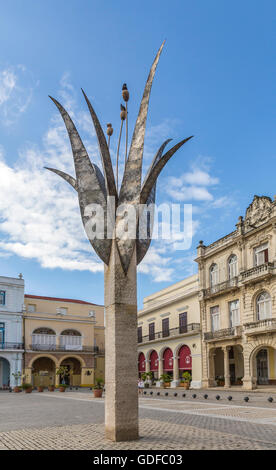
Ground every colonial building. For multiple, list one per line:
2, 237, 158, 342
137, 274, 202, 388
196, 195, 276, 390
0, 275, 24, 389
23, 295, 105, 387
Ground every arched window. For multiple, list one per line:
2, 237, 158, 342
33, 327, 55, 335
60, 330, 82, 350
210, 264, 219, 287
60, 329, 81, 336
228, 255, 238, 279
256, 292, 271, 320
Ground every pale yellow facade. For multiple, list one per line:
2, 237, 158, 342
196, 195, 276, 389
137, 274, 202, 388
23, 295, 104, 387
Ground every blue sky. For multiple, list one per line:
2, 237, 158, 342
0, 0, 275, 308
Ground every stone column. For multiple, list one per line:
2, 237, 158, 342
145, 359, 150, 373
55, 368, 60, 387
223, 346, 230, 388
156, 353, 163, 387
104, 240, 138, 442
171, 356, 180, 388
208, 350, 216, 387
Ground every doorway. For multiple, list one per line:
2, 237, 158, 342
256, 349, 269, 385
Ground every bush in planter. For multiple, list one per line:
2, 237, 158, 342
22, 383, 33, 393
59, 383, 68, 392
159, 373, 172, 387
93, 379, 104, 397
182, 372, 192, 389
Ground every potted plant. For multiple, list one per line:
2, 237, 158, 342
48, 377, 55, 392
56, 366, 69, 391
22, 383, 33, 393
181, 372, 192, 390
59, 383, 68, 392
93, 379, 104, 398
159, 373, 172, 388
235, 377, 243, 386
216, 376, 225, 387
12, 371, 22, 393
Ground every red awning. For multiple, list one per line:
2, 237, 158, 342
150, 350, 158, 371
138, 352, 146, 372
178, 345, 192, 370
163, 348, 173, 371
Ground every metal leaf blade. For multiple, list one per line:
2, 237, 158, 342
119, 41, 165, 205
44, 167, 77, 190
82, 89, 117, 201
140, 136, 193, 205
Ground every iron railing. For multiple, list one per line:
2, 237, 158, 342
138, 323, 200, 344
29, 344, 102, 353
0, 342, 23, 350
204, 326, 242, 341
203, 277, 238, 298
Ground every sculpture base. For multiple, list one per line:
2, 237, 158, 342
104, 241, 139, 442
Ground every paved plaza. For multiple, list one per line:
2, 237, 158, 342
1, 388, 276, 449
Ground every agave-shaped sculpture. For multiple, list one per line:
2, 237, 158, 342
45, 41, 193, 274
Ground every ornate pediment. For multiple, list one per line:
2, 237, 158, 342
244, 195, 273, 230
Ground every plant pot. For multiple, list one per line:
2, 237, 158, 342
13, 386, 21, 393
25, 388, 32, 393
183, 382, 190, 390
164, 382, 171, 388
93, 389, 103, 398
59, 387, 66, 392
48, 385, 55, 392
38, 386, 44, 392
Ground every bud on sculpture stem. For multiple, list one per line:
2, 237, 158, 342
107, 123, 113, 149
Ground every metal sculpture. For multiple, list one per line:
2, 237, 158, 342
45, 41, 192, 441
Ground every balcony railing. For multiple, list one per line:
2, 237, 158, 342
241, 262, 274, 283
203, 277, 238, 298
0, 342, 23, 350
244, 317, 276, 335
204, 325, 242, 341
138, 323, 200, 344
29, 344, 100, 353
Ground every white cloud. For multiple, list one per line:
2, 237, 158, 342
0, 74, 103, 274
0, 65, 35, 126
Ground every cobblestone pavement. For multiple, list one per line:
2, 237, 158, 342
1, 390, 276, 449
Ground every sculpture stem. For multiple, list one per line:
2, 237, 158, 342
125, 102, 128, 166
116, 120, 123, 191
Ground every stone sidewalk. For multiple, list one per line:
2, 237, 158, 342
1, 391, 276, 449
0, 417, 275, 450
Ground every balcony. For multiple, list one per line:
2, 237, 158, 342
244, 318, 276, 336
138, 323, 200, 344
204, 325, 242, 342
0, 342, 23, 350
240, 262, 274, 284
29, 343, 100, 353
203, 277, 238, 299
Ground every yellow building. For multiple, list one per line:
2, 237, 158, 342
23, 295, 104, 388
138, 275, 202, 388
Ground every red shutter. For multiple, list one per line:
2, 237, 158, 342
178, 345, 192, 370
150, 350, 158, 371
264, 249, 269, 263
138, 352, 145, 372
163, 348, 173, 371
